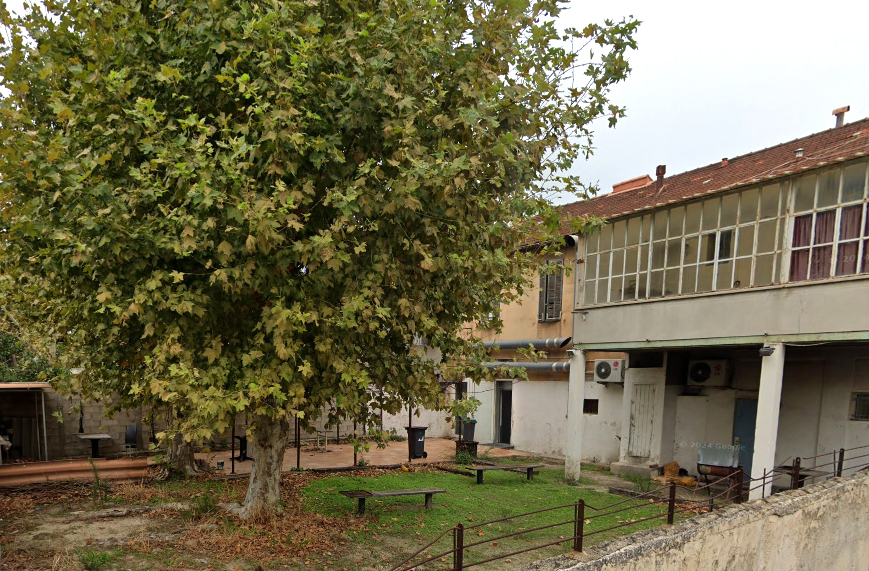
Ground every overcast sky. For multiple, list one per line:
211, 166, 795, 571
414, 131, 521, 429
555, 0, 869, 203
6, 1, 866, 205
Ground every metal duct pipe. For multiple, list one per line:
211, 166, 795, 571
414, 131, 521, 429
482, 337, 571, 351
483, 361, 570, 372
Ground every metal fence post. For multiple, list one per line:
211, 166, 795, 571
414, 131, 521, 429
735, 468, 744, 504
453, 523, 464, 571
667, 482, 676, 524
837, 448, 845, 477
573, 500, 585, 552
791, 457, 801, 490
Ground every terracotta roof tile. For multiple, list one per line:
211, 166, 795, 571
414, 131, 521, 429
560, 117, 869, 229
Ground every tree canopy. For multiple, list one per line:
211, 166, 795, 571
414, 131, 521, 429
0, 0, 637, 516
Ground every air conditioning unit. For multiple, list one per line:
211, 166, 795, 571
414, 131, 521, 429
687, 360, 730, 387
594, 359, 625, 383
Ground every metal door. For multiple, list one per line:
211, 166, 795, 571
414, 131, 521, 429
733, 399, 758, 476
497, 381, 512, 444
628, 384, 656, 457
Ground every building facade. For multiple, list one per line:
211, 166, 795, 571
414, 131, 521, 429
563, 114, 869, 497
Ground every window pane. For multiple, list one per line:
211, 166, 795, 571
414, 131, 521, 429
600, 224, 613, 252
596, 280, 607, 303
637, 273, 648, 298
627, 217, 641, 246
843, 162, 867, 203
697, 263, 713, 292
721, 194, 738, 227
585, 254, 597, 280
623, 276, 639, 300
809, 245, 832, 279
585, 280, 596, 305
792, 214, 812, 248
612, 220, 626, 249
684, 235, 699, 264
653, 211, 668, 241
624, 247, 638, 274
649, 270, 664, 297
760, 185, 781, 219
737, 225, 755, 257
610, 277, 623, 303
817, 169, 840, 209
701, 233, 716, 262
664, 269, 679, 296
669, 206, 685, 237
837, 242, 859, 276
685, 202, 702, 234
758, 254, 777, 286
733, 258, 751, 288
612, 249, 625, 276
794, 174, 816, 213
862, 240, 869, 273
716, 261, 733, 290
840, 205, 863, 240
666, 238, 681, 268
586, 232, 599, 254
651, 241, 666, 270
757, 220, 777, 253
639, 244, 649, 271
740, 188, 759, 223
718, 229, 734, 260
814, 210, 835, 244
640, 214, 652, 243
598, 251, 611, 279
682, 265, 697, 294
702, 198, 719, 230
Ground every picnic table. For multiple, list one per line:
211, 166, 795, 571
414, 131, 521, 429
339, 488, 446, 515
466, 463, 544, 485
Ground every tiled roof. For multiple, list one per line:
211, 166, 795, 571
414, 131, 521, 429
560, 117, 869, 226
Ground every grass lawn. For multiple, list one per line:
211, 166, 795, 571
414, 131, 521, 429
302, 461, 690, 570
1, 458, 698, 570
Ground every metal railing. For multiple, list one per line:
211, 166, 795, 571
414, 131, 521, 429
743, 443, 869, 498
389, 474, 744, 571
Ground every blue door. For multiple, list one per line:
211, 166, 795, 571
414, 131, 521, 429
733, 399, 758, 476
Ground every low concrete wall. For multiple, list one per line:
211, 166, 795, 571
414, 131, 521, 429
526, 471, 869, 571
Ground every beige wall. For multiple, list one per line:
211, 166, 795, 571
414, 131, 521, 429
543, 471, 869, 571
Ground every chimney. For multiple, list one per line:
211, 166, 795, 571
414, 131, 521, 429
720, 158, 728, 167
833, 105, 850, 128
612, 174, 653, 194
655, 164, 666, 190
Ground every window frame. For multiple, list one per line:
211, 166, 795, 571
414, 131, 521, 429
538, 260, 564, 322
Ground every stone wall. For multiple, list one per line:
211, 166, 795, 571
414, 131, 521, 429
527, 471, 869, 571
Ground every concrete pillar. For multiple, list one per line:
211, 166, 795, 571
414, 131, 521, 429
564, 348, 587, 481
750, 342, 785, 500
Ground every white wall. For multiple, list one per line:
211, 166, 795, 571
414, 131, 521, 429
618, 367, 666, 465
469, 380, 495, 444
575, 277, 869, 347
580, 381, 623, 464
511, 381, 567, 456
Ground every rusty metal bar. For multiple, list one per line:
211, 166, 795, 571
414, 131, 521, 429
584, 512, 670, 537
465, 501, 579, 529
574, 500, 584, 552
667, 482, 676, 524
463, 536, 576, 569
462, 518, 576, 550
735, 468, 744, 504
389, 526, 459, 571
454, 523, 464, 571
790, 457, 802, 490
838, 448, 845, 477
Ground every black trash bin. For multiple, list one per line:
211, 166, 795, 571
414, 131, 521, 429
406, 426, 428, 459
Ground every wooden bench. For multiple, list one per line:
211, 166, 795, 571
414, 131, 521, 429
339, 488, 446, 515
467, 464, 544, 485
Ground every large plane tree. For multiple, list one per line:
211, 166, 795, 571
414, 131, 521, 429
0, 0, 637, 517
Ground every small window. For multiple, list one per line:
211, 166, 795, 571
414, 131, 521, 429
538, 262, 563, 322
583, 399, 599, 415
851, 393, 869, 421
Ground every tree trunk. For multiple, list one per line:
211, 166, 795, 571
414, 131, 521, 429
233, 413, 292, 519
165, 431, 200, 477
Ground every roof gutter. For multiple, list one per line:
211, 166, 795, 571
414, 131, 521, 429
483, 337, 571, 351
484, 361, 570, 372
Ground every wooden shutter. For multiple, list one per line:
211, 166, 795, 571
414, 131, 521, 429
546, 268, 563, 321
537, 271, 547, 321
